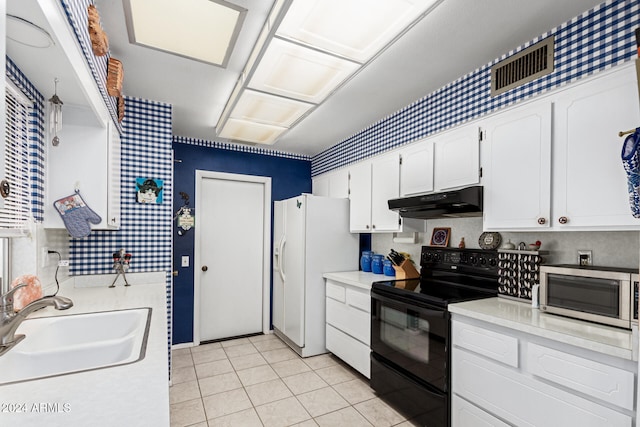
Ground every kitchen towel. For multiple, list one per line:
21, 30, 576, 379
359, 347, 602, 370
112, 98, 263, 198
10, 275, 43, 311
53, 190, 102, 238
621, 128, 640, 218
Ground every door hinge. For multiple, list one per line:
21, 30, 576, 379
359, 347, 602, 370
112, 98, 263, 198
479, 167, 483, 178
399, 155, 403, 165
398, 218, 402, 226
478, 127, 484, 142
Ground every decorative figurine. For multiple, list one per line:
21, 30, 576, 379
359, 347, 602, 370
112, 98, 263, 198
458, 237, 466, 249
110, 248, 132, 287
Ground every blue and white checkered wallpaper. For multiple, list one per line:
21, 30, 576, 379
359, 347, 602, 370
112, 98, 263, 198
6, 57, 45, 222
311, 0, 640, 176
60, 0, 122, 134
69, 97, 172, 275
174, 136, 311, 161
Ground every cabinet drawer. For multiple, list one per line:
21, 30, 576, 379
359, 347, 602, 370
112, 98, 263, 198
326, 324, 370, 378
527, 343, 635, 410
452, 320, 518, 367
451, 395, 510, 427
326, 298, 370, 344
326, 281, 346, 303
346, 288, 370, 313
452, 348, 632, 427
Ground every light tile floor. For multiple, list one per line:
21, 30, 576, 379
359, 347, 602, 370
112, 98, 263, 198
170, 334, 418, 427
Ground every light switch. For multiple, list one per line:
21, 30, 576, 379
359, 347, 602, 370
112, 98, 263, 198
181, 256, 189, 267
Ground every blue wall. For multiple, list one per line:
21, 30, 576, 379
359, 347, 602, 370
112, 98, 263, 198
172, 138, 312, 344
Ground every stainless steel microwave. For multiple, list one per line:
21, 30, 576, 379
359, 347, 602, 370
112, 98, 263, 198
540, 265, 637, 329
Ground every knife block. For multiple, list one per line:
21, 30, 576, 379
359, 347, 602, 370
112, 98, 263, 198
392, 259, 420, 280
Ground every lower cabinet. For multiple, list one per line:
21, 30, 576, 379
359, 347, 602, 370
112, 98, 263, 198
451, 317, 636, 427
325, 279, 371, 378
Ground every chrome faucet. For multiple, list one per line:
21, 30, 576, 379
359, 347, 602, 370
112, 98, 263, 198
0, 283, 73, 356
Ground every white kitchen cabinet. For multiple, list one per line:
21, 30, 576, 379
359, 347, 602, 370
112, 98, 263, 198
433, 125, 480, 191
483, 64, 640, 231
313, 168, 349, 198
553, 64, 640, 229
482, 100, 552, 230
451, 395, 510, 427
312, 174, 329, 196
349, 153, 401, 233
400, 138, 434, 197
325, 278, 371, 378
451, 316, 636, 426
44, 106, 121, 230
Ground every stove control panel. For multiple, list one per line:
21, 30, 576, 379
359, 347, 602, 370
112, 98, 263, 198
421, 247, 498, 276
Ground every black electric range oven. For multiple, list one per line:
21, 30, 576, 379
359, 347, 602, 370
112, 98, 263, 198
370, 247, 499, 427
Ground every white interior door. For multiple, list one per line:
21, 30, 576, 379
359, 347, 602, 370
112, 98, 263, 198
195, 171, 270, 342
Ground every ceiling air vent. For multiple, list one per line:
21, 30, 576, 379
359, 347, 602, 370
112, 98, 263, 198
491, 36, 555, 97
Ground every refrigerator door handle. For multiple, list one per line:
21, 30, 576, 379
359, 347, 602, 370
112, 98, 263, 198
279, 236, 286, 283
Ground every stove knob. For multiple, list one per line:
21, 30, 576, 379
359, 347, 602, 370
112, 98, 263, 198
434, 253, 441, 262
469, 256, 477, 264
479, 258, 487, 265
489, 258, 497, 267
424, 253, 433, 262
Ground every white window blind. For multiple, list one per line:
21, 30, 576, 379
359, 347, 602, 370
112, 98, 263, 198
2, 80, 32, 232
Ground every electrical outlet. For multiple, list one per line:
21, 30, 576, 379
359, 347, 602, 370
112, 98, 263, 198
578, 250, 592, 266
58, 260, 70, 267
181, 256, 189, 267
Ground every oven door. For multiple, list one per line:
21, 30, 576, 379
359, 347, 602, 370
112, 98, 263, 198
370, 288, 448, 391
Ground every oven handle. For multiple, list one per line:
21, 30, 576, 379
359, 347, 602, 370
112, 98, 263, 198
372, 353, 447, 397
371, 290, 446, 317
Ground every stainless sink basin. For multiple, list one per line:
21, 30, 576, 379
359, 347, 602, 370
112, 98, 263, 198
0, 307, 151, 385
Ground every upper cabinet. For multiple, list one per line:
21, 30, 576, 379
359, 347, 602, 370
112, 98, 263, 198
483, 101, 552, 230
433, 126, 480, 191
400, 139, 434, 197
553, 65, 640, 229
483, 63, 640, 231
349, 153, 401, 233
313, 167, 349, 198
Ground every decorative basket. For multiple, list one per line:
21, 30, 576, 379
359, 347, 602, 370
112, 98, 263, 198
107, 58, 123, 97
118, 97, 125, 123
88, 5, 109, 56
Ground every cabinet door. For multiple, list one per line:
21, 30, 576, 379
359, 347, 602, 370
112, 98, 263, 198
400, 139, 434, 197
349, 161, 372, 232
329, 168, 349, 198
483, 101, 552, 230
554, 65, 640, 229
107, 122, 121, 228
312, 174, 329, 196
371, 153, 401, 232
434, 126, 480, 191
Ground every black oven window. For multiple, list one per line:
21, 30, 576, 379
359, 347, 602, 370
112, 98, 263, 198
380, 306, 433, 364
547, 274, 619, 317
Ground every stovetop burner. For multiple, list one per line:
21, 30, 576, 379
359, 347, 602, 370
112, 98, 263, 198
372, 247, 499, 308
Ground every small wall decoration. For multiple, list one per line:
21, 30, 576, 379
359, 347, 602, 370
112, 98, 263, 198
430, 227, 451, 247
136, 178, 164, 204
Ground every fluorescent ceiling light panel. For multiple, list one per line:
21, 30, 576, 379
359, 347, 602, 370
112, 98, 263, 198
124, 0, 246, 66
276, 0, 437, 62
248, 38, 360, 104
231, 90, 314, 127
219, 118, 287, 145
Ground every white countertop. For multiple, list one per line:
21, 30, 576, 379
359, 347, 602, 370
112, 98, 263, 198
450, 297, 636, 361
323, 271, 392, 290
0, 277, 170, 427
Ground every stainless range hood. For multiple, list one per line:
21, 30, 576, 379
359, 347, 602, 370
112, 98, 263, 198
388, 186, 483, 219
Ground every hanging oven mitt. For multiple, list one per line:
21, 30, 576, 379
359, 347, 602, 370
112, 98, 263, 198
621, 128, 640, 218
53, 190, 102, 238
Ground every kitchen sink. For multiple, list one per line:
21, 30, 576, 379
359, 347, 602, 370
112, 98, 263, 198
0, 307, 151, 385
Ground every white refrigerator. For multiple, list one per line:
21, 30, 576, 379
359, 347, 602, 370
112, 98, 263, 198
273, 194, 358, 357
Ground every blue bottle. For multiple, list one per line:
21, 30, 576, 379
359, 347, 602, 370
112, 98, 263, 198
360, 251, 373, 272
372, 254, 384, 274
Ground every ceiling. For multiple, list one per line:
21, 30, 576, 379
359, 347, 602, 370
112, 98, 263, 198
14, 0, 606, 157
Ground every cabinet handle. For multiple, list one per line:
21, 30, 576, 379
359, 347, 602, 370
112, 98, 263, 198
365, 225, 370, 229
0, 180, 10, 199
537, 217, 546, 225
372, 224, 376, 230
201, 266, 208, 272
558, 216, 568, 224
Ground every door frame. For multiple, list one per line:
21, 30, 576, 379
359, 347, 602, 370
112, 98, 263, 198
193, 170, 272, 345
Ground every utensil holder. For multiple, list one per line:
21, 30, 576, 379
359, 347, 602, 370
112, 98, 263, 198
392, 259, 420, 280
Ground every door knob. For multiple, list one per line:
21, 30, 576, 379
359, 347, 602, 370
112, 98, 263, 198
201, 266, 208, 272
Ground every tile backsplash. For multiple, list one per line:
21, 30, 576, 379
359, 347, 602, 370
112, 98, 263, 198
372, 217, 640, 270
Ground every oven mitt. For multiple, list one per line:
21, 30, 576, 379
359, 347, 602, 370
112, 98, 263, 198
621, 128, 640, 218
53, 190, 102, 238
